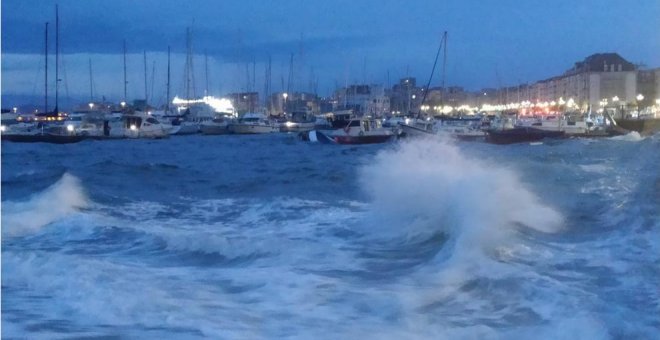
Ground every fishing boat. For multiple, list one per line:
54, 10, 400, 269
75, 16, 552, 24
229, 112, 279, 134
398, 117, 435, 137
315, 117, 394, 144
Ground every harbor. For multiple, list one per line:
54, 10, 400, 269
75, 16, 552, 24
2, 1, 659, 339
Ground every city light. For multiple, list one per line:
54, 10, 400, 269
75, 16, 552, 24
636, 94, 644, 101
172, 95, 235, 114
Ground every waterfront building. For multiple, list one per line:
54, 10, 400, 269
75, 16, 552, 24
228, 92, 259, 114
334, 84, 390, 117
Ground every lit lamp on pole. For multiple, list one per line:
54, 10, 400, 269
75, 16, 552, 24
282, 92, 288, 113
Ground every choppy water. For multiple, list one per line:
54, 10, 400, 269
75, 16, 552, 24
2, 133, 659, 339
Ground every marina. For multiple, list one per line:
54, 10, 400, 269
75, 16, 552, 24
2, 1, 659, 339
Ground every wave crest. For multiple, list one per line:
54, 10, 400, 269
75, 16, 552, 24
2, 173, 89, 237
359, 138, 563, 264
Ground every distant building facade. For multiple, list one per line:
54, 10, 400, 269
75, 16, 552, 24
334, 84, 390, 116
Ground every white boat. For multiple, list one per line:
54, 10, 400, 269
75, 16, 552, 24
280, 110, 316, 133
398, 117, 436, 137
229, 112, 279, 134
201, 114, 233, 135
517, 116, 589, 136
120, 111, 169, 139
435, 116, 486, 140
313, 117, 395, 144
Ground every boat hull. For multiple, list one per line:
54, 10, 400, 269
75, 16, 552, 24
316, 130, 393, 145
229, 124, 279, 134
1, 134, 86, 144
200, 124, 231, 135
486, 127, 565, 144
280, 121, 316, 133
615, 118, 660, 136
398, 123, 435, 137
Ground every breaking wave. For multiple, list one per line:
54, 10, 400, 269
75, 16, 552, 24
2, 173, 89, 237
359, 138, 563, 267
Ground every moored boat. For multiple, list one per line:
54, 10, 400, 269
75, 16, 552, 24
315, 117, 394, 145
229, 112, 279, 134
486, 127, 565, 144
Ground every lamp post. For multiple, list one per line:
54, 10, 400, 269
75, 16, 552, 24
636, 94, 644, 118
282, 92, 288, 114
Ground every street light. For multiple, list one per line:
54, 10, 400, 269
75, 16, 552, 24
89, 103, 94, 109
282, 93, 288, 113
636, 94, 644, 102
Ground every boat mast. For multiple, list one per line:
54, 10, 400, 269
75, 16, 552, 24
123, 40, 127, 103
54, 4, 59, 114
166, 45, 170, 111
143, 50, 148, 102
441, 31, 447, 107
419, 32, 447, 116
44, 22, 48, 114
185, 27, 191, 101
204, 51, 209, 97
88, 58, 94, 102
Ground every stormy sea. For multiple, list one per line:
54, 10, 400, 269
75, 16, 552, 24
2, 133, 659, 339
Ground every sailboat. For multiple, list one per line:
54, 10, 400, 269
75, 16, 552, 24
2, 5, 85, 144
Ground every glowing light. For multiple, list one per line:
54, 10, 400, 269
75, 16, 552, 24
66, 124, 74, 132
12, 107, 17, 113
282, 93, 288, 99
130, 124, 137, 131
636, 94, 644, 101
172, 96, 235, 114
0, 125, 6, 132
612, 96, 619, 102
120, 101, 126, 107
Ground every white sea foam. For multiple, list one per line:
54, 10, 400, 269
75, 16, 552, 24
2, 173, 89, 237
610, 131, 644, 141
359, 137, 563, 270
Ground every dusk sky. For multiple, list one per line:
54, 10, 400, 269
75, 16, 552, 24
2, 0, 659, 107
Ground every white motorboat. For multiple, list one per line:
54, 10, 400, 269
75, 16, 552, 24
229, 112, 279, 134
119, 111, 169, 139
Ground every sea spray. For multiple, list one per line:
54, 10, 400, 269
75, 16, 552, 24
359, 138, 563, 266
2, 173, 89, 237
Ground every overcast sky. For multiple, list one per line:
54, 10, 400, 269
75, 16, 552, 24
2, 0, 659, 106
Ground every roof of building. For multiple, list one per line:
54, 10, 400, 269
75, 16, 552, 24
568, 53, 636, 74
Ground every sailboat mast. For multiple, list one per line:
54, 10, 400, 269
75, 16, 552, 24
88, 58, 93, 102
185, 27, 191, 101
441, 31, 447, 106
54, 4, 59, 114
143, 50, 148, 102
166, 45, 171, 111
123, 40, 127, 102
204, 52, 209, 96
44, 22, 48, 114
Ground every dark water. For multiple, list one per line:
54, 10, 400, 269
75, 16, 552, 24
2, 133, 659, 339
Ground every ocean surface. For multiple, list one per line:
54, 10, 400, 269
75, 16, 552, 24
2, 133, 659, 339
